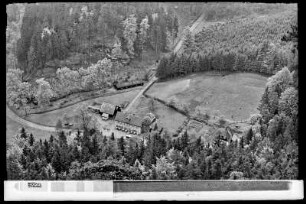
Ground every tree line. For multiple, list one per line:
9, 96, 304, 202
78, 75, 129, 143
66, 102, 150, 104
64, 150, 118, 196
156, 42, 287, 81
6, 58, 114, 114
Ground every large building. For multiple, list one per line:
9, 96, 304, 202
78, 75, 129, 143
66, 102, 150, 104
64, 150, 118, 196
114, 112, 143, 135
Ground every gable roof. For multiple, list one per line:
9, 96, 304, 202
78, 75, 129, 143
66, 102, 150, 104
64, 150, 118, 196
114, 112, 142, 128
100, 102, 116, 115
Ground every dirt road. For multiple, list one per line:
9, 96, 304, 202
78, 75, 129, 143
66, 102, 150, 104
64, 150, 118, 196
6, 105, 56, 132
173, 11, 206, 54
124, 76, 157, 112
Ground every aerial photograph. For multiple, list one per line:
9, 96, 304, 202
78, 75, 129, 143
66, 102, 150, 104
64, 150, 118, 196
6, 2, 298, 181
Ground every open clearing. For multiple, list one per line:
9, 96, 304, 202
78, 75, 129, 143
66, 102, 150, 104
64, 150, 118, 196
6, 116, 55, 144
25, 89, 141, 127
146, 72, 268, 121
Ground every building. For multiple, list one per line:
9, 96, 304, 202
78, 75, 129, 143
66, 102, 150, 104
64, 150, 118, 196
114, 112, 143, 135
113, 81, 144, 90
100, 102, 119, 120
142, 112, 157, 132
88, 102, 120, 120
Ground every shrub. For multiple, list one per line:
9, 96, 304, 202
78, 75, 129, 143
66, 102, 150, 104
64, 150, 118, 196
218, 116, 227, 126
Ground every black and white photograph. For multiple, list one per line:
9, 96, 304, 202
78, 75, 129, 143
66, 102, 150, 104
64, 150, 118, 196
5, 2, 301, 200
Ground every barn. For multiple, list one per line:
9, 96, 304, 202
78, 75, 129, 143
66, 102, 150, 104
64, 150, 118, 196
113, 81, 144, 90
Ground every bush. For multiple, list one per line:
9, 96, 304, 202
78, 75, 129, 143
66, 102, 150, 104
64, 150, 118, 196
218, 116, 227, 126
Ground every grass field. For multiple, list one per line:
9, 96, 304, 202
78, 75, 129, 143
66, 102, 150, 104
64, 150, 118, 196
26, 89, 141, 127
6, 116, 55, 144
128, 95, 187, 134
146, 72, 267, 121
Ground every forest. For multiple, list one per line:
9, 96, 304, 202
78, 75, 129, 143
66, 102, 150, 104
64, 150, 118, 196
156, 4, 297, 81
14, 3, 179, 77
6, 3, 298, 180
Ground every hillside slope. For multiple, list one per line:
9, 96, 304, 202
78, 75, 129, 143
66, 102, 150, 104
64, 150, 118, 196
194, 7, 296, 55
15, 3, 180, 81
157, 3, 297, 81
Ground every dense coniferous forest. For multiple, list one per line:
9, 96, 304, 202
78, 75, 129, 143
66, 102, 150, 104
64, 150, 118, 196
6, 3, 181, 111
6, 3, 298, 180
15, 3, 179, 77
157, 4, 297, 80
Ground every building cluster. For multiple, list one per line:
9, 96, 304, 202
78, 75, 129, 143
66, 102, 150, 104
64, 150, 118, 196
88, 102, 156, 136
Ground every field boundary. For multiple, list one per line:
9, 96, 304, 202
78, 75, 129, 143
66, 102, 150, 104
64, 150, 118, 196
143, 92, 251, 129
156, 70, 272, 83
143, 93, 217, 128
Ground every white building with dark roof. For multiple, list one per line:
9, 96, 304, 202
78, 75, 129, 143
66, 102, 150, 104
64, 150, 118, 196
114, 112, 143, 135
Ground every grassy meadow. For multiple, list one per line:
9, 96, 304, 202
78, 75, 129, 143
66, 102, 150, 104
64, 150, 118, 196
6, 116, 55, 144
128, 95, 187, 134
146, 72, 267, 121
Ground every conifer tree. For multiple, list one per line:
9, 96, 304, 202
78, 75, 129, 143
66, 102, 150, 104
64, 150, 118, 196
91, 134, 99, 156
117, 136, 126, 157
28, 133, 35, 146
20, 127, 27, 139
182, 30, 196, 55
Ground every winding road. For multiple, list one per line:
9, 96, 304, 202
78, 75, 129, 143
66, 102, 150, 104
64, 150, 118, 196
6, 105, 56, 132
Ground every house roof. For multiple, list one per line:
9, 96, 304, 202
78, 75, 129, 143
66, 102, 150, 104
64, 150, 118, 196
114, 112, 143, 128
100, 102, 116, 115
